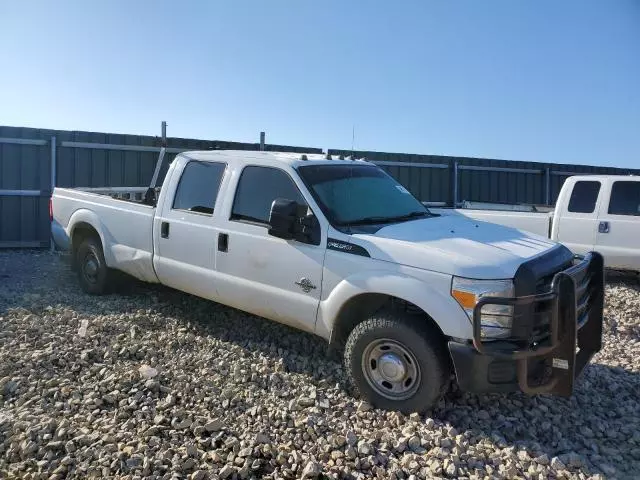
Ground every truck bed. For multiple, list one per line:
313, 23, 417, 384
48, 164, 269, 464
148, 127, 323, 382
52, 187, 159, 283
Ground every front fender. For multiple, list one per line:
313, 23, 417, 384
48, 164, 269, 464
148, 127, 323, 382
317, 269, 472, 341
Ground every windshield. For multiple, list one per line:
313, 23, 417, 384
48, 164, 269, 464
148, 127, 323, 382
297, 164, 431, 226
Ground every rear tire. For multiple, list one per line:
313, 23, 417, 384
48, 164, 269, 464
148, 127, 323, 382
344, 311, 449, 414
75, 237, 111, 295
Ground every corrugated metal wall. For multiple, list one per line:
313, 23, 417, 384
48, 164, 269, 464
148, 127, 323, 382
55, 130, 321, 189
1, 125, 639, 248
0, 127, 53, 247
0, 126, 322, 247
329, 149, 640, 206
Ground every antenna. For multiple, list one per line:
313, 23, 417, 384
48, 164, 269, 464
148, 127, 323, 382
351, 124, 355, 158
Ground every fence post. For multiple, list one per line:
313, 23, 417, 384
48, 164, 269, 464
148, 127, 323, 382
50, 135, 57, 252
452, 161, 459, 207
545, 167, 551, 205
260, 132, 265, 151
50, 136, 57, 191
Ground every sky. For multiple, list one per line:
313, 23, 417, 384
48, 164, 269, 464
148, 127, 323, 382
1, 1, 639, 168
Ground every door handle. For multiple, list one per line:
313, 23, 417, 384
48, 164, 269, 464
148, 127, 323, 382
598, 221, 609, 234
218, 232, 229, 252
161, 221, 170, 238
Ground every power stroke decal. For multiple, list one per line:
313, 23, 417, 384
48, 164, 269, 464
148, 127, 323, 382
327, 238, 370, 257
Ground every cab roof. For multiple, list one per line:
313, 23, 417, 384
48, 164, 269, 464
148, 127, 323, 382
180, 150, 373, 168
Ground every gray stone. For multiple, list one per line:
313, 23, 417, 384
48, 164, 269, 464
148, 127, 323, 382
126, 455, 144, 468
182, 457, 197, 471
185, 443, 198, 457
238, 447, 252, 458
346, 445, 357, 459
301, 460, 321, 478
2, 380, 18, 396
172, 417, 193, 430
534, 454, 550, 466
145, 379, 160, 392
297, 396, 315, 408
550, 456, 566, 471
346, 430, 358, 447
407, 435, 421, 452
445, 462, 457, 477
357, 440, 373, 456
191, 471, 207, 480
219, 465, 234, 479
204, 418, 223, 432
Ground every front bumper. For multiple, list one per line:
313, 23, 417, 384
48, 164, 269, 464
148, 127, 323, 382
449, 251, 605, 396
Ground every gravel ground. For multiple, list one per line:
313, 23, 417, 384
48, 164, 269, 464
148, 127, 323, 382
1, 251, 639, 480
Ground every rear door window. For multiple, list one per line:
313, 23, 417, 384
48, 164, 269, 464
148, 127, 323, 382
567, 181, 601, 213
608, 181, 640, 216
172, 161, 226, 215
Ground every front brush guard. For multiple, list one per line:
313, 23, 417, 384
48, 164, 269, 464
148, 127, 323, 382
472, 251, 604, 396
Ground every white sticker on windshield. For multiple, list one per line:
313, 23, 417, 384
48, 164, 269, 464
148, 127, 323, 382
396, 185, 410, 194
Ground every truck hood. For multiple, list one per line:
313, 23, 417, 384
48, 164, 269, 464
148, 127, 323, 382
353, 212, 559, 279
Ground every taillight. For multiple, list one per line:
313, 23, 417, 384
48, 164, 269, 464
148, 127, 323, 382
49, 198, 53, 222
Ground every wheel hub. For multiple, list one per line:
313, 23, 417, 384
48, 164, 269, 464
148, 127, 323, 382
378, 353, 406, 382
85, 258, 98, 276
361, 338, 421, 400
83, 254, 99, 283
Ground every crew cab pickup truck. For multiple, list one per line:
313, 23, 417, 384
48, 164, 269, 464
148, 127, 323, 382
440, 175, 640, 273
51, 151, 605, 413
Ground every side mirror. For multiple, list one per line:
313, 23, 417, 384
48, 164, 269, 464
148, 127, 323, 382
268, 198, 321, 245
268, 199, 298, 239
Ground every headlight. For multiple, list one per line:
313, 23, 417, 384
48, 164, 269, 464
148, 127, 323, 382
451, 277, 514, 339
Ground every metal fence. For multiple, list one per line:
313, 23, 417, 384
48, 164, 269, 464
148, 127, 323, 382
1, 125, 639, 248
329, 149, 640, 207
0, 126, 322, 248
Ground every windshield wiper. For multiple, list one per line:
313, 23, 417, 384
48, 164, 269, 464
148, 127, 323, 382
341, 211, 430, 226
393, 211, 432, 221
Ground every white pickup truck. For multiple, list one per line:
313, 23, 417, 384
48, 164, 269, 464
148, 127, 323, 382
52, 151, 605, 413
440, 175, 640, 273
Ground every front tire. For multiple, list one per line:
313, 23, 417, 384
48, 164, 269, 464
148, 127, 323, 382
344, 311, 449, 414
75, 237, 111, 295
